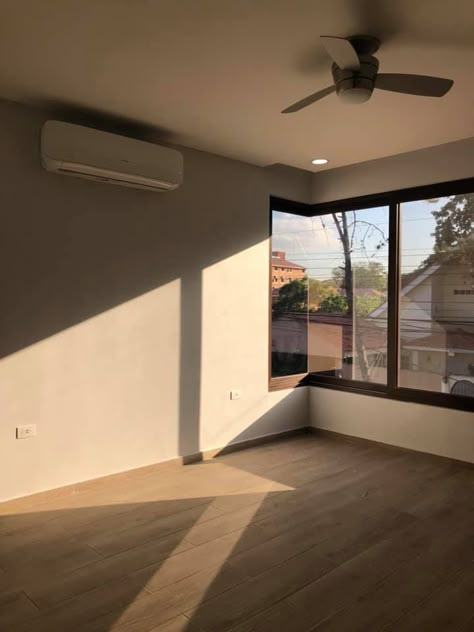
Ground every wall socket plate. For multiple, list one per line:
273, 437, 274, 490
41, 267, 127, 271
230, 390, 241, 400
16, 424, 37, 439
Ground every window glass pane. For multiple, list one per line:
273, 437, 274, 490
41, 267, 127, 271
399, 193, 474, 397
306, 207, 389, 384
271, 206, 389, 383
271, 210, 308, 377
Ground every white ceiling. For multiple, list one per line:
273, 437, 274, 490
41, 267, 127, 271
0, 0, 473, 171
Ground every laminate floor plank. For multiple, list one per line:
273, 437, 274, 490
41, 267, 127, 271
0, 433, 471, 632
0, 590, 39, 627
454, 615, 474, 632
24, 529, 195, 609
11, 570, 155, 632
383, 565, 474, 632
183, 544, 335, 632
81, 560, 252, 632
149, 615, 206, 632
225, 518, 433, 632
307, 507, 474, 632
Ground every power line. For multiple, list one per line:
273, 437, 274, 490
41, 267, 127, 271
272, 215, 446, 236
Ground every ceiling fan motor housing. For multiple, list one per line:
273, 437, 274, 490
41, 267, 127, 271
332, 55, 379, 103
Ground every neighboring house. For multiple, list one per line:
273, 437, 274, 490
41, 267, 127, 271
271, 251, 306, 289
370, 263, 474, 392
370, 264, 440, 339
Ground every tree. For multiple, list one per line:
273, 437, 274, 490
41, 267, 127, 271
318, 294, 383, 317
402, 194, 473, 288
331, 212, 388, 381
355, 295, 385, 317
424, 194, 474, 267
333, 261, 387, 291
318, 295, 349, 314
308, 278, 336, 310
273, 278, 307, 316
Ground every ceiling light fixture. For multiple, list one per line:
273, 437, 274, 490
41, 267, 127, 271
312, 158, 328, 165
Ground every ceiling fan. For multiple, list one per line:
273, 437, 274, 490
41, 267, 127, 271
282, 35, 454, 113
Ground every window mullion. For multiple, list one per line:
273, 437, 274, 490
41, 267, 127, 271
387, 202, 401, 392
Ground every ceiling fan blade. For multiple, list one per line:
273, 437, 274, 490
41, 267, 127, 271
281, 85, 336, 113
320, 36, 360, 71
376, 73, 453, 97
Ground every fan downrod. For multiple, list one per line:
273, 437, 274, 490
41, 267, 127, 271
347, 34, 381, 56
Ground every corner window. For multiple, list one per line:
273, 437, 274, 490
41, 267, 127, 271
270, 179, 474, 410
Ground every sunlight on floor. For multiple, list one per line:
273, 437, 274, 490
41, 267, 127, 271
110, 463, 296, 629
114, 489, 285, 629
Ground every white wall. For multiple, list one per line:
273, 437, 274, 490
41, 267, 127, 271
310, 388, 474, 463
0, 100, 311, 502
311, 137, 474, 204
310, 137, 474, 462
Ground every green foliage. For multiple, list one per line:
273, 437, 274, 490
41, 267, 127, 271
355, 295, 384, 316
318, 294, 384, 316
425, 194, 474, 266
318, 294, 349, 314
308, 278, 336, 308
273, 278, 308, 315
332, 261, 387, 291
273, 277, 384, 317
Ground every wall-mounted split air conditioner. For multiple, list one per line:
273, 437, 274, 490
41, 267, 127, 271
41, 120, 183, 192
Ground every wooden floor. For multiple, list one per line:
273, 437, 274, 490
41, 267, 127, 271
0, 431, 473, 632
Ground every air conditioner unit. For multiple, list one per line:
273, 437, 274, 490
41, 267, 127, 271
41, 120, 183, 192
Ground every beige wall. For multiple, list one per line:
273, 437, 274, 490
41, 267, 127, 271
310, 387, 474, 463
311, 137, 474, 204
310, 138, 474, 462
0, 100, 311, 502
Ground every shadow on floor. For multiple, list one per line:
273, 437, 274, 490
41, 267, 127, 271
2, 432, 472, 631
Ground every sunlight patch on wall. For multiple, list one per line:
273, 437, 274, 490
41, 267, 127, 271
200, 242, 308, 450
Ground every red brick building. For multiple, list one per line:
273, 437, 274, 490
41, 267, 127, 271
271, 251, 306, 289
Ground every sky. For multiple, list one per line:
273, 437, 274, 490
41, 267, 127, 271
272, 198, 448, 281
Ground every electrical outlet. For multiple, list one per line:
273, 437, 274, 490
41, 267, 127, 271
16, 424, 37, 439
230, 390, 241, 400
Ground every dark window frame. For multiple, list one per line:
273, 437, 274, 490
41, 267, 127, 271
269, 176, 474, 412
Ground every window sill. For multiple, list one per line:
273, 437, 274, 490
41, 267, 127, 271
269, 373, 309, 392
307, 375, 474, 413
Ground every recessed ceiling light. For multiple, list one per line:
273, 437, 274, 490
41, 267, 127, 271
312, 158, 329, 165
